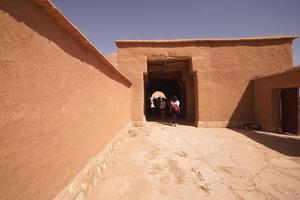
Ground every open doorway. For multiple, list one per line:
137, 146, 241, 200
144, 59, 195, 123
281, 87, 300, 135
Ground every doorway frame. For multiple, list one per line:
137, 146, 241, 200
144, 58, 196, 124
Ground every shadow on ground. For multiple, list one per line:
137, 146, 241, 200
231, 129, 300, 157
147, 117, 195, 127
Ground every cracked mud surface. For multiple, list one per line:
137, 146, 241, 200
87, 122, 300, 200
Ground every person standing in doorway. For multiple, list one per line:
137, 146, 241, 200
169, 95, 180, 126
159, 97, 167, 120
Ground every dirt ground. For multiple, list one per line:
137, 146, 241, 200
87, 122, 300, 200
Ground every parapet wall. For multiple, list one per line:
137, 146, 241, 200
0, 1, 131, 199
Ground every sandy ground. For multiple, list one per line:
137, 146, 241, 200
87, 122, 300, 200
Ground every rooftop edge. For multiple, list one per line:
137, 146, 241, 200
32, 0, 132, 87
115, 35, 298, 46
253, 65, 300, 80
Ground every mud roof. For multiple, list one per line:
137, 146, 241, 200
115, 35, 297, 47
31, 0, 131, 86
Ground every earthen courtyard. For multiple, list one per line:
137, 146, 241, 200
87, 122, 300, 200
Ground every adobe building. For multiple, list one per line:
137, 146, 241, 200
0, 0, 300, 200
114, 37, 297, 131
254, 66, 300, 133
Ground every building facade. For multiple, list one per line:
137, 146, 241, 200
115, 37, 296, 127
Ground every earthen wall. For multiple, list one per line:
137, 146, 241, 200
0, 1, 131, 199
116, 39, 293, 127
254, 66, 300, 132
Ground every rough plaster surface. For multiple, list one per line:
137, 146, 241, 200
0, 1, 131, 199
88, 122, 300, 200
254, 66, 300, 132
116, 38, 294, 125
54, 122, 131, 200
106, 52, 118, 67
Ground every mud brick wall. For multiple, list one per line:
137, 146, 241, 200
254, 67, 300, 132
0, 1, 131, 199
116, 38, 293, 127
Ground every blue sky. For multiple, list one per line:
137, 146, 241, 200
52, 0, 300, 65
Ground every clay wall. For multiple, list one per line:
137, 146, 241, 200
0, 1, 131, 199
254, 66, 300, 132
116, 38, 294, 127
202, 40, 293, 127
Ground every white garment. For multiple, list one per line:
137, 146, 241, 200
171, 100, 180, 106
170, 100, 180, 112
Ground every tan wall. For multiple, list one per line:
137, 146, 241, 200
201, 40, 293, 126
0, 1, 131, 200
254, 67, 300, 132
117, 39, 293, 126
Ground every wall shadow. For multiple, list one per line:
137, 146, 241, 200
147, 118, 195, 127
0, 0, 130, 87
230, 128, 300, 157
227, 81, 254, 127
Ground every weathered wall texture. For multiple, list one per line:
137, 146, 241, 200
116, 38, 294, 127
106, 52, 118, 67
0, 1, 131, 199
254, 66, 300, 132
201, 40, 293, 127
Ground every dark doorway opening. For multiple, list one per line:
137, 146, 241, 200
144, 59, 195, 123
146, 74, 183, 119
281, 88, 299, 135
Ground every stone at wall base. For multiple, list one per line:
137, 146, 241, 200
53, 122, 132, 200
